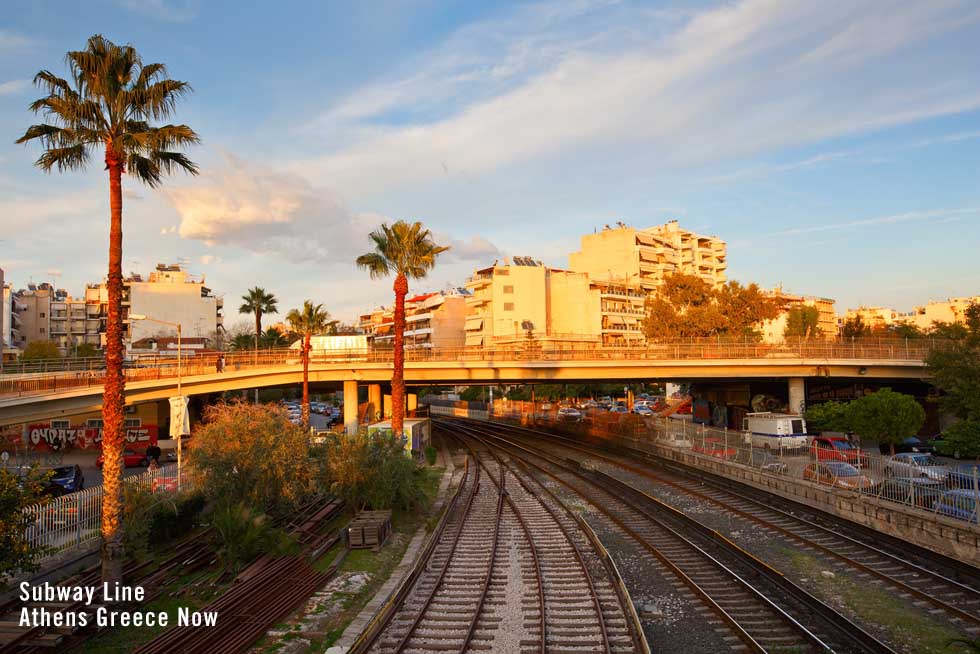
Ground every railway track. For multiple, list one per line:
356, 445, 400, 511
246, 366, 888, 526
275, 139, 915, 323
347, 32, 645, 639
363, 431, 647, 654
475, 419, 980, 639
445, 418, 899, 654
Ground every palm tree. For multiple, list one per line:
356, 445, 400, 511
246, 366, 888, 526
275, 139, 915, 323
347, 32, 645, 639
260, 326, 289, 349
229, 333, 255, 351
239, 287, 278, 350
286, 301, 334, 428
17, 35, 198, 585
356, 221, 449, 434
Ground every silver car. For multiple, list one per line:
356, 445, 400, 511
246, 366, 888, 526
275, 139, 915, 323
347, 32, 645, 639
885, 453, 949, 481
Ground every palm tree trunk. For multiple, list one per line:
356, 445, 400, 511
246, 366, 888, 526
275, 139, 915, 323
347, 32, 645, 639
254, 309, 261, 404
302, 332, 311, 428
392, 274, 408, 435
101, 152, 126, 585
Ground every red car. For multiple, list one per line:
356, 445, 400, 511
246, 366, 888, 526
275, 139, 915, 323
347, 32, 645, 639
810, 436, 868, 467
96, 449, 148, 469
694, 438, 738, 460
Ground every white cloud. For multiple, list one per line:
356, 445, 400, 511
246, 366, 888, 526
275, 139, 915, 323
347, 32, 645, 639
198, 254, 220, 265
166, 155, 499, 265
772, 207, 980, 237
114, 0, 198, 22
0, 79, 30, 96
0, 30, 36, 52
295, 0, 980, 198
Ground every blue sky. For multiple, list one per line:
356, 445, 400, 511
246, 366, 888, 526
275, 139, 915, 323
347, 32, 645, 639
2, 0, 980, 327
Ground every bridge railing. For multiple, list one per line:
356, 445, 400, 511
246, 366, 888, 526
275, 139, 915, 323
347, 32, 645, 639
0, 338, 936, 399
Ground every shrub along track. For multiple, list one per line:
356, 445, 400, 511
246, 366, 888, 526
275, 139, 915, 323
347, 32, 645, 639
357, 427, 647, 654
444, 418, 900, 654
0, 497, 342, 654
487, 419, 980, 641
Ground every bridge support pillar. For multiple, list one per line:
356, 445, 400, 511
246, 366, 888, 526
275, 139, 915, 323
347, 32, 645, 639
383, 395, 393, 419
344, 380, 359, 435
407, 393, 417, 414
368, 384, 382, 422
788, 377, 805, 415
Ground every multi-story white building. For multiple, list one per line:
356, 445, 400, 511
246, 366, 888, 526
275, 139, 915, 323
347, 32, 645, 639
361, 288, 470, 350
898, 296, 980, 331
569, 220, 728, 291
120, 263, 224, 345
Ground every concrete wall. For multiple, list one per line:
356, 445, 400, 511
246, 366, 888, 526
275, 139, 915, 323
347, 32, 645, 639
129, 282, 218, 342
613, 432, 980, 566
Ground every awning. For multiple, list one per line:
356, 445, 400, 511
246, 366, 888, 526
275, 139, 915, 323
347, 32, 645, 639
606, 315, 626, 326
464, 317, 484, 331
465, 334, 484, 347
374, 324, 392, 335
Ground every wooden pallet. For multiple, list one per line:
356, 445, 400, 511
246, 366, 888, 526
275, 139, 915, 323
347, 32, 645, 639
345, 510, 392, 550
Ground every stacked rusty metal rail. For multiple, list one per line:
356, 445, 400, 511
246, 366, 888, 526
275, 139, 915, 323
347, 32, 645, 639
449, 418, 899, 654
133, 498, 343, 654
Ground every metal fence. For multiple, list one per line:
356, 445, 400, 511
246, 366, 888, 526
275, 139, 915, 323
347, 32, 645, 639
0, 337, 936, 399
510, 410, 980, 527
24, 464, 184, 559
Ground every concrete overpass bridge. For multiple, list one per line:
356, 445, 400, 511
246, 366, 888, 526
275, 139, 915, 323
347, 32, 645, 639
0, 340, 931, 428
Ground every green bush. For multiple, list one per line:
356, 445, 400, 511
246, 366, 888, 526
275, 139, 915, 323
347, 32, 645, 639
210, 503, 295, 572
424, 445, 438, 466
322, 430, 425, 512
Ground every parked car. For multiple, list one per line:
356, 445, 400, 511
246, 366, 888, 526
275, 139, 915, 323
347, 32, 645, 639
609, 405, 629, 414
557, 407, 583, 423
47, 465, 84, 494
934, 489, 980, 523
884, 453, 948, 481
96, 449, 148, 469
811, 436, 869, 467
803, 462, 875, 490
879, 436, 936, 455
578, 399, 599, 410
948, 463, 980, 489
693, 438, 738, 460
875, 478, 945, 510
633, 405, 654, 416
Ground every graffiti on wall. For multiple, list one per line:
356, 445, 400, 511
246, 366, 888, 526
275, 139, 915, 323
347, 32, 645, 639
24, 424, 158, 452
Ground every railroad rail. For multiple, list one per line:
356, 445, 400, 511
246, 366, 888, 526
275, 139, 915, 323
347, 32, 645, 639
360, 429, 645, 654
446, 418, 899, 654
495, 420, 980, 637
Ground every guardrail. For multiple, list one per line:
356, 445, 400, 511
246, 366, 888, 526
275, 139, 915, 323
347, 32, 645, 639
24, 464, 185, 561
0, 338, 935, 399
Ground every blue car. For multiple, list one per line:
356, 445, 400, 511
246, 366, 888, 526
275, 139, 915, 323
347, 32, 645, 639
948, 463, 980, 490
934, 489, 980, 523
47, 465, 85, 495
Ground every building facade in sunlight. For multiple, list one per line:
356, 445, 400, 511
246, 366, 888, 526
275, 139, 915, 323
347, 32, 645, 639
359, 288, 470, 350
569, 220, 728, 291
118, 263, 224, 345
463, 258, 602, 348
758, 287, 838, 343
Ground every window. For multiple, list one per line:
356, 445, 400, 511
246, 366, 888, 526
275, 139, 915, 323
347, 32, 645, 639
503, 285, 514, 294
50, 419, 70, 430
40, 328, 45, 334
40, 312, 45, 318
87, 419, 104, 429
503, 303, 515, 311
496, 268, 509, 275
124, 419, 142, 429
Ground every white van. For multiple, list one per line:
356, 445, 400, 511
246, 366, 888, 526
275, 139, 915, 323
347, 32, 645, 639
742, 412, 807, 452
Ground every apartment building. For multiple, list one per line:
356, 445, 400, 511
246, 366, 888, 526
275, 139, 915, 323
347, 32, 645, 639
361, 288, 470, 349
898, 296, 980, 331
591, 279, 646, 346
14, 283, 54, 347
464, 257, 601, 348
759, 287, 837, 342
2, 284, 25, 360
120, 263, 224, 345
844, 306, 902, 331
569, 220, 728, 291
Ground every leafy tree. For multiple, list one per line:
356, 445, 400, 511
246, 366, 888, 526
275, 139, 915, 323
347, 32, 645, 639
17, 35, 199, 585
22, 340, 61, 361
930, 321, 969, 340
804, 401, 849, 433
846, 388, 925, 455
73, 342, 100, 358
888, 322, 925, 339
841, 315, 872, 338
784, 306, 823, 340
357, 221, 449, 435
238, 287, 278, 351
0, 468, 46, 580
926, 302, 980, 422
644, 274, 778, 339
936, 421, 980, 461
321, 430, 424, 512
189, 401, 314, 513
286, 301, 334, 427
229, 333, 255, 351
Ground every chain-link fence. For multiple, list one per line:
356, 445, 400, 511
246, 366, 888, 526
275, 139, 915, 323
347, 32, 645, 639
502, 409, 980, 527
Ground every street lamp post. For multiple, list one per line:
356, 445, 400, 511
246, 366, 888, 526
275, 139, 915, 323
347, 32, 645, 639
129, 314, 183, 488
